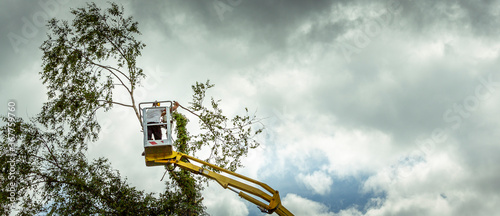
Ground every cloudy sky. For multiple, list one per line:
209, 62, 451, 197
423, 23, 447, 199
2, 0, 500, 215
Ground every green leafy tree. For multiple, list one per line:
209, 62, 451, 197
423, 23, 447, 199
1, 2, 263, 215
1, 117, 161, 215
38, 2, 145, 143
161, 112, 207, 216
181, 80, 263, 172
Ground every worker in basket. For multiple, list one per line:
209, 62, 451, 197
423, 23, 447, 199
145, 101, 179, 140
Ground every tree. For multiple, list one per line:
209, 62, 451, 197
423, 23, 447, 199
1, 115, 164, 215
38, 2, 145, 145
161, 112, 207, 216
1, 2, 262, 215
181, 80, 263, 172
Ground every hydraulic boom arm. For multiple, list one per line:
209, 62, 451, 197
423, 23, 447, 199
146, 148, 294, 216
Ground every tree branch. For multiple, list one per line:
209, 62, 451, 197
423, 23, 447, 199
97, 100, 133, 108
87, 60, 132, 94
102, 18, 131, 71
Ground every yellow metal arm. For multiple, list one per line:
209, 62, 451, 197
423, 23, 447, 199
146, 149, 294, 216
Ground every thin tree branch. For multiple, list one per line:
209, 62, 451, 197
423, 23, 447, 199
102, 19, 131, 71
177, 103, 201, 118
97, 100, 133, 108
88, 61, 132, 94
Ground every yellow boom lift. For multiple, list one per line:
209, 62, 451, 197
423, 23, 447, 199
139, 101, 294, 216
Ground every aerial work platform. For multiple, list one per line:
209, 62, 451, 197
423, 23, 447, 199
139, 100, 174, 165
138, 100, 294, 215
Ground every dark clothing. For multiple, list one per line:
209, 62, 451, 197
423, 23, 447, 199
147, 122, 162, 140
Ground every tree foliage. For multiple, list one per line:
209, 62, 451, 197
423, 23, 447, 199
186, 80, 263, 172
1, 2, 263, 215
161, 112, 207, 216
39, 2, 145, 147
0, 117, 161, 215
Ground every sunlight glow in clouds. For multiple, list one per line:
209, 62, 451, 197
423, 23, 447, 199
297, 170, 333, 195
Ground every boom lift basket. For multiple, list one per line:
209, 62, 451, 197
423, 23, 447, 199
139, 100, 173, 164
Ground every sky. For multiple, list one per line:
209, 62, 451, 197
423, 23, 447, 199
1, 0, 500, 215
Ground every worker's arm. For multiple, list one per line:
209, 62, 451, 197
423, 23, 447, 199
170, 101, 179, 112
159, 102, 179, 117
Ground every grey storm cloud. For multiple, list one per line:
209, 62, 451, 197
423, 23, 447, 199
2, 0, 500, 215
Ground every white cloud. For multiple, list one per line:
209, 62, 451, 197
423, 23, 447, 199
203, 184, 249, 216
358, 148, 500, 216
296, 171, 333, 195
263, 117, 396, 177
282, 194, 334, 216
